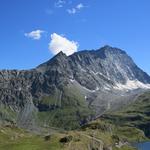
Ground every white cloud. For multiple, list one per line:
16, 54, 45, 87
67, 3, 84, 14
55, 0, 66, 8
49, 33, 78, 56
76, 3, 84, 9
25, 30, 45, 40
67, 8, 76, 14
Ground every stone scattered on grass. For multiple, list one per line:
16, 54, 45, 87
59, 135, 73, 143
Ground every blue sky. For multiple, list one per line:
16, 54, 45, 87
0, 0, 150, 74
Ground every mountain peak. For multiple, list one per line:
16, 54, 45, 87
50, 51, 67, 64
36, 51, 68, 72
55, 51, 66, 57
98, 45, 126, 56
102, 45, 113, 49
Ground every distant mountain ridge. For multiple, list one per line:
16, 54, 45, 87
0, 45, 150, 129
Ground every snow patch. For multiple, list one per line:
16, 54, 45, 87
91, 71, 111, 80
70, 79, 75, 83
114, 80, 150, 90
82, 86, 99, 93
91, 71, 104, 76
104, 86, 111, 90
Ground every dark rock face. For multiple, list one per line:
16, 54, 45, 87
0, 45, 150, 129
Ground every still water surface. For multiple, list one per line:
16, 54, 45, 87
135, 142, 150, 150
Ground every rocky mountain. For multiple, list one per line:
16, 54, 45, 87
0, 45, 150, 129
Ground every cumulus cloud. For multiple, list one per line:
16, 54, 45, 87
25, 30, 45, 40
67, 3, 84, 14
49, 33, 78, 56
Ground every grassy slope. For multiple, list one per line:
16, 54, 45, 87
0, 126, 63, 150
0, 120, 137, 150
102, 91, 150, 139
37, 84, 95, 130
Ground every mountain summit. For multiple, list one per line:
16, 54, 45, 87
0, 46, 150, 129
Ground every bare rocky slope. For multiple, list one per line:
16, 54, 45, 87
0, 45, 150, 130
